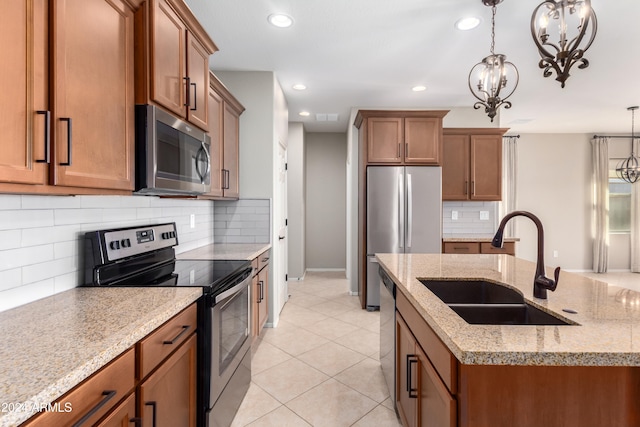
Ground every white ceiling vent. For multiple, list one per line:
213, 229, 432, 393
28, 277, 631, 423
316, 113, 339, 122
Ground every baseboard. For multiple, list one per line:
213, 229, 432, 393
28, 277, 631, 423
348, 291, 359, 296
305, 268, 346, 272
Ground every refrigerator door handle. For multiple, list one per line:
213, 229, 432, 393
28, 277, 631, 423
398, 173, 404, 249
407, 173, 413, 249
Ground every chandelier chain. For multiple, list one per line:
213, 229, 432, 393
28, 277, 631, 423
490, 5, 496, 55
632, 108, 636, 155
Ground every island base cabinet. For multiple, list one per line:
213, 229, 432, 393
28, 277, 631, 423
457, 364, 640, 427
95, 393, 136, 427
138, 333, 197, 427
397, 313, 457, 427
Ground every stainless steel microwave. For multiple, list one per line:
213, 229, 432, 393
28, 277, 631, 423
135, 104, 211, 195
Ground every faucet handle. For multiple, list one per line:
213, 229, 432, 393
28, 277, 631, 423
553, 266, 561, 288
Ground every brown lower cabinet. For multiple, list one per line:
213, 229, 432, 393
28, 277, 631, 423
442, 241, 515, 256
21, 303, 197, 427
396, 289, 640, 427
138, 333, 197, 427
252, 249, 271, 338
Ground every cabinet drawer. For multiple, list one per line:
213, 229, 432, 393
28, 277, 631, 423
480, 242, 515, 255
396, 291, 457, 393
24, 348, 135, 427
258, 249, 271, 271
443, 242, 480, 254
138, 303, 197, 379
95, 392, 135, 427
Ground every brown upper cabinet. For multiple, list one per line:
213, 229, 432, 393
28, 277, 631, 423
135, 0, 217, 131
354, 110, 449, 165
442, 128, 508, 201
0, 0, 140, 194
203, 73, 244, 199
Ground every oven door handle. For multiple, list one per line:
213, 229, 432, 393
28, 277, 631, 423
215, 276, 251, 304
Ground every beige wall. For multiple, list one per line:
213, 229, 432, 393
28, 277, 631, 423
516, 133, 593, 270
288, 123, 306, 278
306, 132, 347, 269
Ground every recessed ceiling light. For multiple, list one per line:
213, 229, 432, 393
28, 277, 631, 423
299, 111, 310, 117
268, 13, 293, 28
455, 16, 481, 31
412, 86, 427, 92
293, 84, 307, 90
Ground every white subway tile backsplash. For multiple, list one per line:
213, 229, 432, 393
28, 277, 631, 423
0, 210, 54, 230
213, 199, 271, 244
0, 194, 214, 313
0, 230, 21, 250
442, 201, 499, 235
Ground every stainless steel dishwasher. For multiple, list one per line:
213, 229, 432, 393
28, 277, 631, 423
379, 266, 396, 410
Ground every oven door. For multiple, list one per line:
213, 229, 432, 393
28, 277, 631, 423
210, 273, 252, 407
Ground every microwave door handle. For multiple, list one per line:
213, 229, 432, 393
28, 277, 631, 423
195, 146, 204, 183
202, 142, 210, 181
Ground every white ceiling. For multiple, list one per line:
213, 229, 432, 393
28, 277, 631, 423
185, 0, 640, 134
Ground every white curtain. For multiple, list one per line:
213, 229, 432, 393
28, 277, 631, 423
591, 137, 609, 272
502, 136, 518, 236
631, 175, 640, 272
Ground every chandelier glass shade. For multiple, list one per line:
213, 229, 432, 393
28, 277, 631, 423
616, 106, 640, 184
531, 0, 597, 88
469, 0, 519, 122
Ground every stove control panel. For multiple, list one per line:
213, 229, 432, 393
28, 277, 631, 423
100, 223, 178, 261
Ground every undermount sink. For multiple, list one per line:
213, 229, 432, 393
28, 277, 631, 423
448, 303, 571, 325
420, 279, 524, 304
420, 279, 573, 326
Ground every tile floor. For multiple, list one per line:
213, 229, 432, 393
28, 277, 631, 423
231, 271, 402, 427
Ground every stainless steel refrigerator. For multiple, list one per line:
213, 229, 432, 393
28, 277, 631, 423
366, 166, 442, 309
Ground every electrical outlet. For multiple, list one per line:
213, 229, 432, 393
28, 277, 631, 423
553, 250, 559, 258
190, 213, 195, 229
452, 211, 458, 220
480, 211, 489, 221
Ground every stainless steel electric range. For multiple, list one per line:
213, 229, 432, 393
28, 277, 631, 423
83, 222, 252, 427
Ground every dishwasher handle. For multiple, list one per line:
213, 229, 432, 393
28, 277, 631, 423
379, 266, 395, 298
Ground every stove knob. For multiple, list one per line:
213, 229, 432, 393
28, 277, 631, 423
121, 238, 132, 248
161, 232, 169, 239
109, 241, 120, 250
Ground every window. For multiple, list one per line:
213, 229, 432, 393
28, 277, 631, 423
609, 159, 632, 233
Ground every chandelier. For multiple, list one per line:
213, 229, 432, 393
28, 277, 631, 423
616, 106, 640, 184
531, 0, 597, 88
469, 0, 519, 122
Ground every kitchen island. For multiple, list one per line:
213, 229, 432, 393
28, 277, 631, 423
377, 253, 640, 427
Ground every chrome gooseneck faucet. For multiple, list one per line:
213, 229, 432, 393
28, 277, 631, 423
491, 211, 560, 299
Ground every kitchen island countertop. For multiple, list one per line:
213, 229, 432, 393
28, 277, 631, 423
0, 287, 202, 427
377, 253, 640, 366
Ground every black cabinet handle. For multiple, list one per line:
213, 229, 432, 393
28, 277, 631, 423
163, 325, 190, 345
145, 401, 157, 427
407, 355, 418, 398
261, 257, 270, 263
184, 77, 191, 107
35, 110, 50, 164
59, 117, 72, 166
71, 390, 116, 427
223, 169, 230, 189
129, 417, 142, 427
259, 280, 264, 302
190, 82, 197, 111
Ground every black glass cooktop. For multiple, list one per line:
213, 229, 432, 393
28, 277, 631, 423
112, 259, 251, 294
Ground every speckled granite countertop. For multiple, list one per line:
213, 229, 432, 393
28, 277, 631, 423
177, 243, 271, 261
442, 234, 520, 242
0, 287, 201, 427
376, 253, 640, 367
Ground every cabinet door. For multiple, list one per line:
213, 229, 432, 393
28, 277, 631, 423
186, 32, 209, 131
442, 134, 469, 200
367, 118, 403, 163
223, 103, 240, 198
405, 118, 440, 165
150, 0, 186, 118
95, 393, 135, 427
257, 265, 269, 333
205, 85, 224, 197
0, 0, 48, 185
52, 0, 135, 190
470, 135, 502, 201
139, 333, 197, 427
397, 314, 418, 427
417, 345, 457, 427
